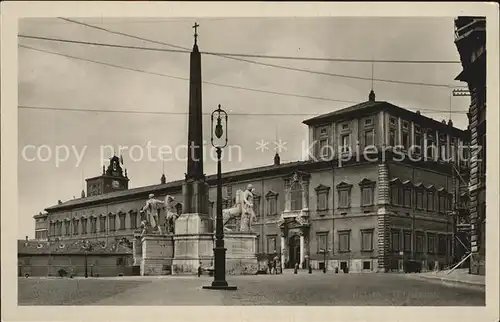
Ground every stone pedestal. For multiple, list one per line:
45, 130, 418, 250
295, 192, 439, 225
140, 234, 174, 276
172, 213, 214, 274
225, 232, 258, 275
132, 234, 142, 266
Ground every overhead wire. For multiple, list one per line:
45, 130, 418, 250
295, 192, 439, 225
19, 34, 462, 89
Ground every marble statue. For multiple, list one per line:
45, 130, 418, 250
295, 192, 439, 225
221, 184, 257, 232
164, 195, 179, 234
141, 193, 165, 235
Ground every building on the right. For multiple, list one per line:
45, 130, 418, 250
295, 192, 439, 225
454, 16, 486, 275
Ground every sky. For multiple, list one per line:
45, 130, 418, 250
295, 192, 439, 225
18, 17, 470, 239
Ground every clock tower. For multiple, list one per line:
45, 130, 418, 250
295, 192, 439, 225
86, 155, 130, 196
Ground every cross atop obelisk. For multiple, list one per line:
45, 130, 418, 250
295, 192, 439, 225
193, 22, 199, 45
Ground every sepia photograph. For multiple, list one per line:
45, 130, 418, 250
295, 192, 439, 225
1, 2, 499, 321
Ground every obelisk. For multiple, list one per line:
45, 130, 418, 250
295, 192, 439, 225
172, 23, 213, 274
183, 22, 209, 216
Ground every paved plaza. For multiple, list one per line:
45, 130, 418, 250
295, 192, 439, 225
18, 271, 485, 306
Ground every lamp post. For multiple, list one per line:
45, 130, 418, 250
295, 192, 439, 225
81, 240, 92, 278
203, 104, 237, 290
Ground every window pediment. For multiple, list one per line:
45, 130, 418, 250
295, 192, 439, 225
265, 190, 279, 199
285, 170, 311, 183
426, 184, 436, 191
336, 180, 353, 190
315, 184, 331, 192
358, 178, 376, 187
389, 178, 402, 185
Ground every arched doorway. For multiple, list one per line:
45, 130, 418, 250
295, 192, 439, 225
288, 234, 300, 268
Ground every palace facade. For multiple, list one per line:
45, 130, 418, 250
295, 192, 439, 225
454, 16, 486, 275
32, 93, 469, 273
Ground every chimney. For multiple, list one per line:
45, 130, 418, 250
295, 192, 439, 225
274, 153, 281, 166
448, 119, 453, 127
441, 119, 446, 124
368, 90, 376, 102
25, 236, 28, 241
57, 200, 62, 204
416, 110, 421, 115
161, 174, 166, 184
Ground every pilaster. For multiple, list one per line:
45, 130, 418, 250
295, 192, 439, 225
377, 162, 390, 272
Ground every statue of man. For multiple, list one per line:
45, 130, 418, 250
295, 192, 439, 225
142, 193, 164, 234
240, 184, 256, 232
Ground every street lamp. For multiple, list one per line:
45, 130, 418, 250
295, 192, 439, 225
81, 240, 92, 278
203, 104, 237, 291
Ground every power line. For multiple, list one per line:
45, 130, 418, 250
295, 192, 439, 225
20, 34, 465, 89
18, 105, 468, 115
18, 44, 358, 104
58, 17, 462, 64
28, 17, 237, 25
18, 44, 470, 114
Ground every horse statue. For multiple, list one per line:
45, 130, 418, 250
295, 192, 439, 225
222, 187, 257, 232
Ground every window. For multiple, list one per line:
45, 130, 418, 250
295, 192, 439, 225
267, 235, 277, 254
391, 230, 400, 252
403, 188, 412, 208
414, 134, 422, 154
359, 180, 375, 206
130, 212, 137, 229
363, 261, 371, 270
338, 231, 350, 252
109, 215, 115, 231
266, 191, 278, 215
341, 134, 350, 153
364, 130, 374, 146
402, 121, 409, 130
338, 190, 349, 208
81, 218, 87, 234
253, 195, 260, 217
119, 213, 126, 230
317, 232, 328, 253
91, 218, 97, 234
65, 221, 70, 236
416, 233, 424, 253
318, 192, 327, 211
315, 185, 330, 211
290, 182, 303, 211
426, 134, 435, 160
427, 192, 435, 211
438, 235, 447, 255
389, 129, 396, 147
390, 185, 400, 205
361, 229, 374, 251
403, 231, 412, 252
427, 234, 436, 254
318, 138, 329, 158
99, 216, 106, 233
116, 257, 125, 266
439, 194, 446, 213
364, 117, 373, 127
341, 122, 349, 130
390, 117, 397, 126
439, 134, 447, 160
416, 190, 424, 209
319, 127, 327, 136
73, 219, 79, 235
402, 131, 410, 149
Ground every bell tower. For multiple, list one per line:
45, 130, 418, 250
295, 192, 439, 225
86, 155, 130, 196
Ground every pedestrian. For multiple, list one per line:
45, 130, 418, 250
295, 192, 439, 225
268, 260, 272, 275
272, 259, 277, 275
197, 261, 202, 277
